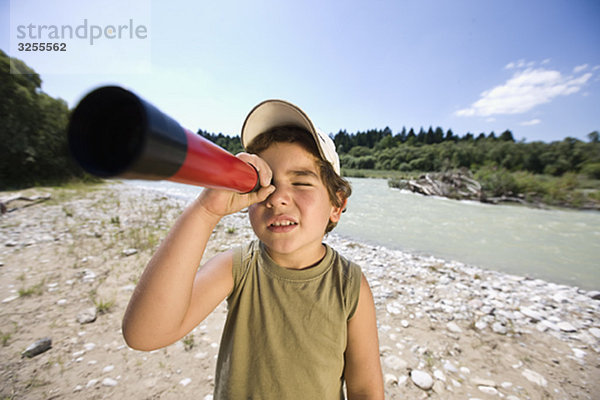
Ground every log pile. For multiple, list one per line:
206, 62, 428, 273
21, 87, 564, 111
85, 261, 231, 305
388, 171, 483, 201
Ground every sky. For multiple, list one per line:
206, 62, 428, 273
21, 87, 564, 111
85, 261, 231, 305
1, 0, 599, 143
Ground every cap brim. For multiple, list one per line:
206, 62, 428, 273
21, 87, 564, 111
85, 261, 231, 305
241, 99, 340, 174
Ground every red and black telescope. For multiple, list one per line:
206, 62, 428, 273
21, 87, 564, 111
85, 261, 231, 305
68, 86, 259, 193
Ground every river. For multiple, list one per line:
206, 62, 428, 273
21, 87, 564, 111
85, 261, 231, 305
124, 178, 600, 290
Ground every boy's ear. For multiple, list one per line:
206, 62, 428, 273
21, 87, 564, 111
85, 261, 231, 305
329, 195, 348, 223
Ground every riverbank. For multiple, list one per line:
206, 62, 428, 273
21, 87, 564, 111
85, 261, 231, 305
1, 183, 599, 399
344, 168, 600, 211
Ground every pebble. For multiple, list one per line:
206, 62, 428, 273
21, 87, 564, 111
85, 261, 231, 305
384, 373, 398, 385
492, 322, 507, 334
86, 379, 98, 388
2, 295, 19, 303
179, 377, 192, 386
103, 365, 115, 373
77, 307, 97, 324
102, 378, 118, 387
478, 385, 498, 395
433, 369, 446, 382
384, 355, 407, 371
589, 327, 600, 339
521, 369, 547, 387
446, 321, 462, 333
122, 248, 138, 257
410, 370, 433, 390
21, 337, 52, 358
557, 321, 577, 332
443, 361, 458, 373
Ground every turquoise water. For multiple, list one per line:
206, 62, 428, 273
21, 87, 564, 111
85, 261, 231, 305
125, 178, 600, 290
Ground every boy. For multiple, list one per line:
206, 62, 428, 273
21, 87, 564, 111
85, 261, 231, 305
122, 100, 384, 399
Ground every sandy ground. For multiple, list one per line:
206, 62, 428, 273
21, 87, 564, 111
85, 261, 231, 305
0, 183, 598, 399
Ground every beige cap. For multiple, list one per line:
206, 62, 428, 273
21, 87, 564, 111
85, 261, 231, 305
241, 99, 340, 175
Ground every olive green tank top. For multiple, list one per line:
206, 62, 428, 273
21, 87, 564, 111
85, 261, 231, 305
213, 240, 362, 400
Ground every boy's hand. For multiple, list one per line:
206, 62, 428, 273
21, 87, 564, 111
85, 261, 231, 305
195, 153, 275, 218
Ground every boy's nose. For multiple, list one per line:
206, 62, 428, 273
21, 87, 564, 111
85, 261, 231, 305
265, 185, 290, 208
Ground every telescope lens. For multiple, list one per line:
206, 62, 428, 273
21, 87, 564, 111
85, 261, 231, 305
69, 87, 145, 177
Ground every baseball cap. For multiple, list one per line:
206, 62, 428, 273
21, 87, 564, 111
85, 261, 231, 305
241, 99, 341, 175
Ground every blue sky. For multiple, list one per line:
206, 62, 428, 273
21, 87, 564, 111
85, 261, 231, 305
2, 0, 599, 142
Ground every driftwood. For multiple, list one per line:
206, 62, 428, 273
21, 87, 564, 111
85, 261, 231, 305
389, 171, 482, 201
0, 193, 51, 214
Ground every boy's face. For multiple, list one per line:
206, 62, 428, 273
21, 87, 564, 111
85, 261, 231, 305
248, 142, 344, 268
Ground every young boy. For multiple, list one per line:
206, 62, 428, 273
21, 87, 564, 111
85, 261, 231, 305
122, 100, 384, 399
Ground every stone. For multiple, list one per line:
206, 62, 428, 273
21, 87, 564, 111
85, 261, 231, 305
475, 320, 487, 330
122, 248, 138, 257
103, 365, 115, 373
521, 369, 547, 387
384, 373, 398, 385
22, 337, 52, 358
447, 321, 462, 333
433, 369, 446, 382
386, 303, 402, 315
401, 319, 410, 328
587, 291, 600, 300
102, 378, 118, 387
520, 307, 543, 321
492, 322, 507, 334
472, 378, 496, 387
86, 379, 98, 388
2, 295, 19, 303
572, 348, 586, 359
432, 380, 445, 393
83, 342, 96, 351
384, 355, 407, 371
77, 307, 97, 324
443, 361, 458, 373
410, 370, 433, 390
589, 327, 600, 339
557, 321, 577, 332
478, 385, 498, 395
180, 378, 192, 386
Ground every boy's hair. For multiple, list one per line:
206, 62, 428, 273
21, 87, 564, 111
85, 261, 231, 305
245, 126, 352, 234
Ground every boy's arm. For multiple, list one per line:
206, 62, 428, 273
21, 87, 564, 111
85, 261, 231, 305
122, 153, 274, 351
345, 273, 384, 400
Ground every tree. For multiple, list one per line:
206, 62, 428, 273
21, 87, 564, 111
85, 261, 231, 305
1, 50, 78, 188
499, 130, 515, 142
588, 131, 599, 143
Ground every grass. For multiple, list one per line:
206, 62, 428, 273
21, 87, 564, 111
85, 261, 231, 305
93, 296, 116, 315
1, 331, 12, 347
18, 280, 45, 297
182, 334, 195, 351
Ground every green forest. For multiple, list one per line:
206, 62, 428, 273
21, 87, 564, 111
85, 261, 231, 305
2, 49, 599, 208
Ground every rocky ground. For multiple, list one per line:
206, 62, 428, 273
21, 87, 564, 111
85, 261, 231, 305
0, 183, 599, 399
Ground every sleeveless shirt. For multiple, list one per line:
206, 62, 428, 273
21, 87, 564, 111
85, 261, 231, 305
213, 240, 362, 400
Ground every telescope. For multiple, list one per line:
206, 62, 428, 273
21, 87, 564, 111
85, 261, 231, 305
68, 86, 260, 193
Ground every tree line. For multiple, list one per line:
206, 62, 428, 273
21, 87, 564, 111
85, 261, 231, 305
1, 49, 86, 189
2, 49, 599, 190
200, 127, 600, 179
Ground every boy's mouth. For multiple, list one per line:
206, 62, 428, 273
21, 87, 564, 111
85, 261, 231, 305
270, 221, 298, 227
267, 217, 298, 232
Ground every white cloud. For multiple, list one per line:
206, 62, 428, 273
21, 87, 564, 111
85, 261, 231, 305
520, 119, 541, 126
573, 64, 588, 73
455, 67, 593, 117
